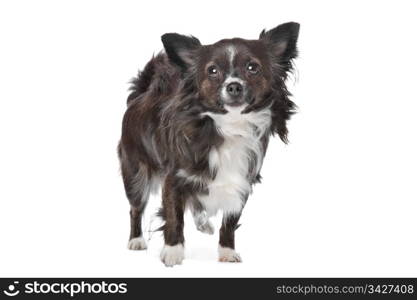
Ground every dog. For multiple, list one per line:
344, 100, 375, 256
118, 22, 300, 266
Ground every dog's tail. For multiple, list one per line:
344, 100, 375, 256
126, 56, 158, 104
127, 53, 179, 105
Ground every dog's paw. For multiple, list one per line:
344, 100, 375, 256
193, 211, 214, 235
127, 237, 147, 250
218, 246, 242, 263
160, 244, 185, 267
197, 220, 215, 235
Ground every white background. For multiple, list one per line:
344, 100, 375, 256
0, 0, 416, 277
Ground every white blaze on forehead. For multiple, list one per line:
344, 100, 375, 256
227, 46, 236, 67
225, 46, 243, 84
222, 45, 244, 101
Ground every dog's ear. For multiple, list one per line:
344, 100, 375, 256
260, 22, 300, 66
161, 33, 201, 70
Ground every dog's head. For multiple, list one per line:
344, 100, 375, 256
161, 22, 299, 114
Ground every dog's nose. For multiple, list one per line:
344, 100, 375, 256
226, 82, 243, 97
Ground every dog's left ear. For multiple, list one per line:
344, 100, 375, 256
161, 33, 201, 70
260, 22, 300, 66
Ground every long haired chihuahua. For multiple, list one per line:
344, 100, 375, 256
118, 22, 300, 266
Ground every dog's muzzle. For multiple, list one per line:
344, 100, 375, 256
222, 81, 252, 107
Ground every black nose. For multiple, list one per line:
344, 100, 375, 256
226, 82, 243, 97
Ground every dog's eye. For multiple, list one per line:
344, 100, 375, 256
247, 62, 260, 75
207, 65, 218, 76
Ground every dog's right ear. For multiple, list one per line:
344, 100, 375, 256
161, 33, 201, 70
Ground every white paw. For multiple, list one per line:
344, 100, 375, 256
218, 246, 242, 262
127, 237, 147, 250
160, 244, 185, 267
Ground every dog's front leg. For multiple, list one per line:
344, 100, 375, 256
218, 212, 243, 263
160, 174, 186, 267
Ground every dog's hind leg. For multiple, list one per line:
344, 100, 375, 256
128, 205, 148, 250
159, 174, 186, 267
121, 160, 152, 251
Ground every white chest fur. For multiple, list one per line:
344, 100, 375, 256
199, 106, 271, 216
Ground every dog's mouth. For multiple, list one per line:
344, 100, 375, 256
226, 101, 246, 107
205, 96, 256, 115
219, 96, 255, 111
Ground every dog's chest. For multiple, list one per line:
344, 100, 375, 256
198, 107, 271, 216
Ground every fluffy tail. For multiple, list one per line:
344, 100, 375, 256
126, 57, 156, 104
